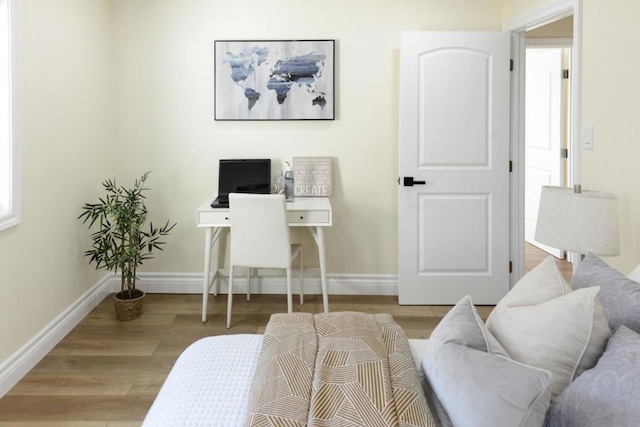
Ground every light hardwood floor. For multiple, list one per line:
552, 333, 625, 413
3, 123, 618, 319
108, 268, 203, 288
0, 244, 570, 426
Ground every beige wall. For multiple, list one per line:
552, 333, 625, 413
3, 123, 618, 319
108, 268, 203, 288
503, 0, 558, 22
0, 0, 502, 367
581, 0, 640, 271
527, 15, 572, 38
0, 0, 113, 361
109, 0, 503, 276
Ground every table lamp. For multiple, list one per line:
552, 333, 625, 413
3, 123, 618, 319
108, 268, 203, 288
535, 185, 620, 257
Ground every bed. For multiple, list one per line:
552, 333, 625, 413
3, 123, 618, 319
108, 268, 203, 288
143, 312, 435, 427
145, 257, 640, 427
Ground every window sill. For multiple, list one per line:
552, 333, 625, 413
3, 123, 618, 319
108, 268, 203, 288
0, 212, 21, 232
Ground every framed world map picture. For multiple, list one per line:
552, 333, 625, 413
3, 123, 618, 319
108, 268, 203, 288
214, 40, 335, 120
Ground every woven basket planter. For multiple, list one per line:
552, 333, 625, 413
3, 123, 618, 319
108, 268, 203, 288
114, 290, 145, 321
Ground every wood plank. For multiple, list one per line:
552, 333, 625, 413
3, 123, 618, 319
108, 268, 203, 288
29, 356, 178, 376
7, 374, 135, 396
0, 422, 109, 426
0, 396, 152, 421
150, 332, 218, 357
51, 340, 159, 357
126, 374, 167, 397
80, 313, 176, 327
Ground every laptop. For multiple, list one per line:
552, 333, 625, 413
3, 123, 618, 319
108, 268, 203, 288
211, 159, 271, 208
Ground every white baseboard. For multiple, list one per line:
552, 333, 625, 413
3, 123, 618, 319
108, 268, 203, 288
0, 270, 397, 398
0, 274, 113, 397
131, 270, 399, 296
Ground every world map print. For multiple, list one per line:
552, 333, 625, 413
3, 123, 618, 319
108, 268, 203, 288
215, 40, 334, 120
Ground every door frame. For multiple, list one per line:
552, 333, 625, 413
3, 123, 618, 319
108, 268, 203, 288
504, 0, 582, 285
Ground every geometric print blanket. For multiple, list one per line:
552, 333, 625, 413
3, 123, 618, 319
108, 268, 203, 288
246, 312, 435, 427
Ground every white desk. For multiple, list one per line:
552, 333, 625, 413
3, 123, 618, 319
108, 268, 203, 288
197, 197, 332, 321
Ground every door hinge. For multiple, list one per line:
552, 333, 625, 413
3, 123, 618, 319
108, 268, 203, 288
562, 69, 570, 79
509, 160, 513, 173
510, 59, 514, 72
509, 261, 513, 274
561, 148, 569, 159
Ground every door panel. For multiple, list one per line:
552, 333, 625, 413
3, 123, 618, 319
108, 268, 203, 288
399, 32, 511, 305
419, 50, 490, 166
419, 194, 489, 271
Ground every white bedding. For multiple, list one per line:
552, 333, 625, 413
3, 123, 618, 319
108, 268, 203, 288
143, 334, 429, 427
142, 334, 264, 427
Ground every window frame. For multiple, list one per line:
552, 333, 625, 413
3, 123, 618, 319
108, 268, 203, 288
0, 0, 21, 232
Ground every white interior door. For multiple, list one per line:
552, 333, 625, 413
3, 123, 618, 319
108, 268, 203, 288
524, 48, 563, 258
398, 32, 511, 305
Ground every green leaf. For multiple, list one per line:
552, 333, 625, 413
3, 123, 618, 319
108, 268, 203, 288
78, 172, 175, 292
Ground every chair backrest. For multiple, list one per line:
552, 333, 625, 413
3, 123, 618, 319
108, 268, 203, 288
228, 193, 291, 269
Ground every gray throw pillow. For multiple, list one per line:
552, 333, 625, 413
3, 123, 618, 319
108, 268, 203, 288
546, 326, 640, 427
571, 253, 640, 333
487, 257, 610, 398
429, 295, 508, 356
423, 296, 552, 427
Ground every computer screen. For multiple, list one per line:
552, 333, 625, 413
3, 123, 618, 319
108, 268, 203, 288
218, 159, 271, 202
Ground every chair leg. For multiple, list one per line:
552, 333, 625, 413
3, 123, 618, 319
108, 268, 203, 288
299, 249, 304, 306
286, 268, 293, 313
227, 266, 235, 329
247, 268, 251, 302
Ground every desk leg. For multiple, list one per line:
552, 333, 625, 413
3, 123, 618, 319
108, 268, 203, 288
211, 228, 222, 297
202, 227, 213, 322
316, 226, 329, 313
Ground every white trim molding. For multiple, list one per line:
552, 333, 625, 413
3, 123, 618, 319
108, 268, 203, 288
503, 0, 574, 32
506, 0, 581, 285
509, 31, 527, 287
526, 37, 573, 48
0, 270, 398, 397
122, 270, 400, 297
0, 0, 21, 232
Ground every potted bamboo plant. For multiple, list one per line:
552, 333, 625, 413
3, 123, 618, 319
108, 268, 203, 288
79, 172, 176, 320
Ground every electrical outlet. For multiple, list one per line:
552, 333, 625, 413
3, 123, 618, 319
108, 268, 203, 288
583, 126, 594, 150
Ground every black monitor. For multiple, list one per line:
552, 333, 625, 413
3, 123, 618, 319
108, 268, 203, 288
214, 159, 271, 206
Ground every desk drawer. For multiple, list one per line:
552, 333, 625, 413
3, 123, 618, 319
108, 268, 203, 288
198, 209, 330, 226
197, 210, 231, 225
287, 210, 330, 224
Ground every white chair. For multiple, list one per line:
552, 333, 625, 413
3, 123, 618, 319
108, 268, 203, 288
226, 193, 303, 328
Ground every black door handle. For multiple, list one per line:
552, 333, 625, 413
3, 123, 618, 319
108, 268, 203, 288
403, 177, 426, 186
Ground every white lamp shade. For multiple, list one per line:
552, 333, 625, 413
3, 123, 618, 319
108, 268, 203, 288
535, 186, 620, 256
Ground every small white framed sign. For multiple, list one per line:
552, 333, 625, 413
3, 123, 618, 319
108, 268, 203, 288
293, 157, 333, 197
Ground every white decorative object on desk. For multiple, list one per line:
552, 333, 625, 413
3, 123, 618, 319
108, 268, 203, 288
293, 157, 333, 197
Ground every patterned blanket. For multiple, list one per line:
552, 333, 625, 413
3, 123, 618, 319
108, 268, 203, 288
246, 312, 435, 427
